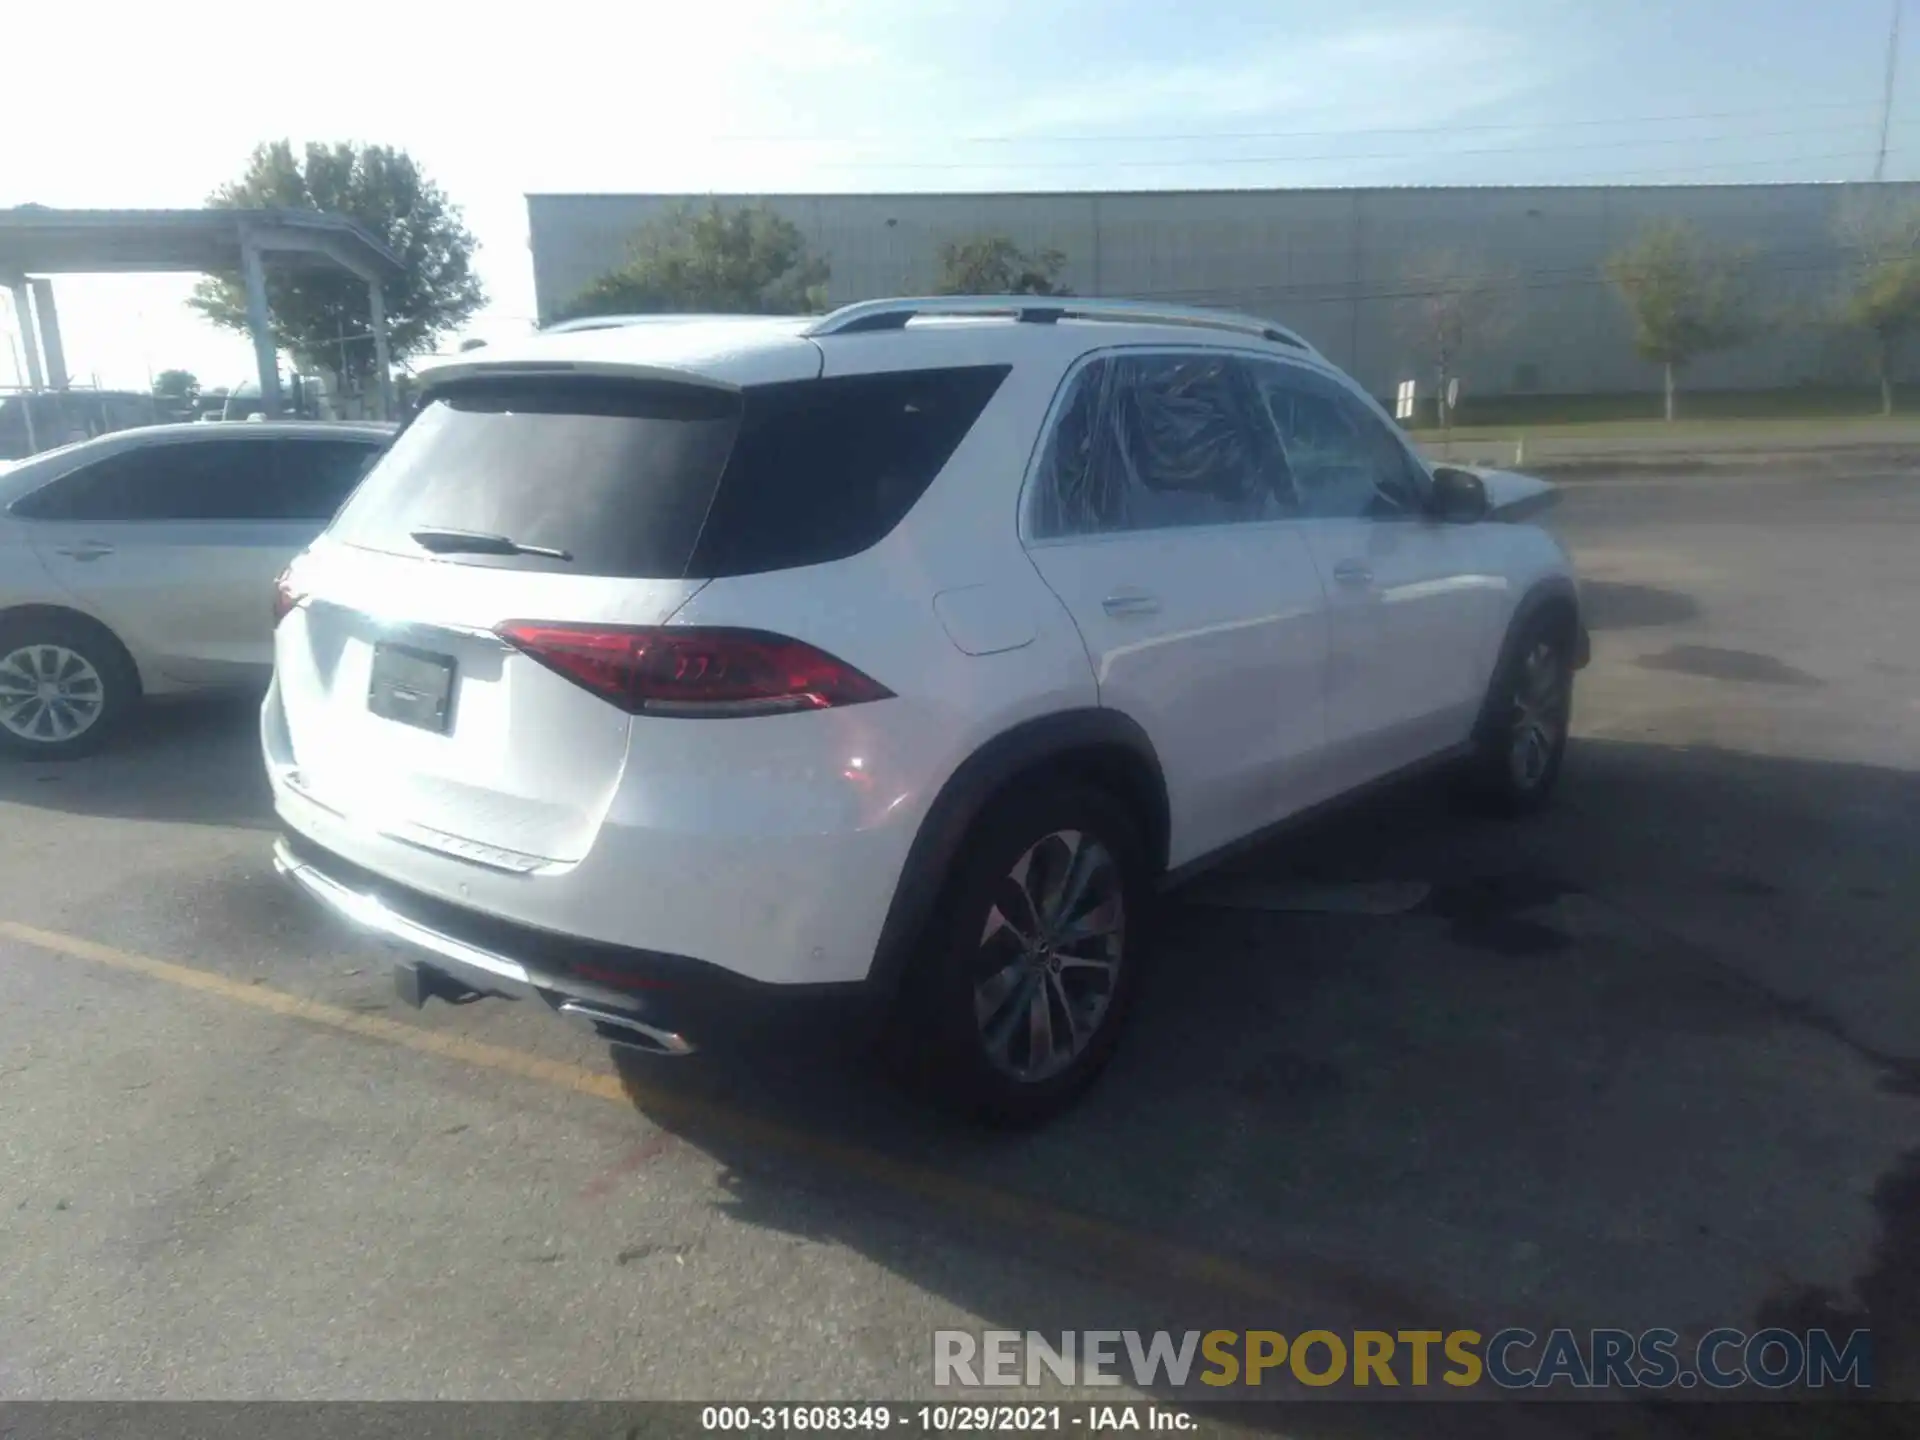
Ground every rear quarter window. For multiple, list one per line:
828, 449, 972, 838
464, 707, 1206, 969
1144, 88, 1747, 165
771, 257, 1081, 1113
268, 438, 388, 521
690, 365, 1011, 577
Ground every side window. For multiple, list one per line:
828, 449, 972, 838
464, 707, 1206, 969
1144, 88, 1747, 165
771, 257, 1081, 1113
1029, 359, 1109, 540
167, 442, 274, 520
11, 449, 181, 522
1029, 352, 1291, 539
268, 440, 383, 521
13, 442, 281, 522
1249, 362, 1427, 520
691, 365, 1009, 577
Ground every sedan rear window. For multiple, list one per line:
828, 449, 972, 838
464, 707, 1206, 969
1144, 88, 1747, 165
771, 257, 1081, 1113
328, 367, 1009, 579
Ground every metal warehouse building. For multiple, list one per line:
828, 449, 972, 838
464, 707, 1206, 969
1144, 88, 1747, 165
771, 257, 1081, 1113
526, 183, 1920, 401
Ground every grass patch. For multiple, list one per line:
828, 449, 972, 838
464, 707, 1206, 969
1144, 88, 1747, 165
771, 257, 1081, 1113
1395, 386, 1908, 436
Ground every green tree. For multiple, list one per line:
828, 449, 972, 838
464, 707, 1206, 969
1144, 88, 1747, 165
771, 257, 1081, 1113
1604, 223, 1761, 421
1400, 254, 1511, 428
1836, 196, 1920, 415
189, 142, 485, 397
151, 369, 199, 402
559, 203, 829, 320
935, 235, 1071, 295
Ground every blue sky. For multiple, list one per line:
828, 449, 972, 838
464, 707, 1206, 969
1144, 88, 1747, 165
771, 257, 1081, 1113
5, 0, 1915, 387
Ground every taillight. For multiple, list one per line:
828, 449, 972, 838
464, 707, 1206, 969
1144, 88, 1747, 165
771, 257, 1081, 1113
495, 623, 893, 717
272, 567, 305, 626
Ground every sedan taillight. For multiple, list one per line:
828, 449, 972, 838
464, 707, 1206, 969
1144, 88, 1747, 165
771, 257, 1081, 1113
496, 622, 893, 718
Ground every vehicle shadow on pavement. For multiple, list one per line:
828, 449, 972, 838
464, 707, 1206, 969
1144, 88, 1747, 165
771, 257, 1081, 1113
1577, 579, 1701, 631
606, 738, 1919, 1437
0, 693, 272, 830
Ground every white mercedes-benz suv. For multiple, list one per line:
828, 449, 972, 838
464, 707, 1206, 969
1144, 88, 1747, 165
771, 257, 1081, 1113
266, 297, 1586, 1123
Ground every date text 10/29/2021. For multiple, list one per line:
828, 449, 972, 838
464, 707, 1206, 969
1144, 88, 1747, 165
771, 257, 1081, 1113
700, 1407, 1193, 1432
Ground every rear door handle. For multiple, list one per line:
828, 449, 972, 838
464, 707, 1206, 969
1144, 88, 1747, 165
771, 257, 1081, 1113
1101, 589, 1162, 618
54, 541, 114, 562
1331, 559, 1373, 587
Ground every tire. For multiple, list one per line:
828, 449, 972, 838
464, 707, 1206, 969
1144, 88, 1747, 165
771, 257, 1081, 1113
1463, 612, 1574, 815
0, 614, 139, 760
897, 782, 1150, 1127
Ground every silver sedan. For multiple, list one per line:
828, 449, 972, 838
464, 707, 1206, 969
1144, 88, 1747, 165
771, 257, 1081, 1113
0, 421, 393, 757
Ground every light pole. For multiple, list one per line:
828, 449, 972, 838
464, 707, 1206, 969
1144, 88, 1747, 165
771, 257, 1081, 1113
1876, 0, 1904, 182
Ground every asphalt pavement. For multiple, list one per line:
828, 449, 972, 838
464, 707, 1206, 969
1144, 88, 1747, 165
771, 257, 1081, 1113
2, 468, 1917, 1434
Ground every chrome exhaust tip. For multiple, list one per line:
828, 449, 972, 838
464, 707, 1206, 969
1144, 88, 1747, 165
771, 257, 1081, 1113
558, 1000, 696, 1057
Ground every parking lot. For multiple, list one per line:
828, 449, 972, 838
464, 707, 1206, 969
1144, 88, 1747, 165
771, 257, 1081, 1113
3, 468, 1917, 1428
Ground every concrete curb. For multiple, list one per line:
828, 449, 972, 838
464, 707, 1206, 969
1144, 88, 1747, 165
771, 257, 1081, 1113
1528, 449, 1920, 479
1419, 444, 1920, 479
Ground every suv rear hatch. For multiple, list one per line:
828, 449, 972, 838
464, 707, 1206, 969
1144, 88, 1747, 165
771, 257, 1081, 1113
275, 375, 739, 867
274, 361, 1009, 869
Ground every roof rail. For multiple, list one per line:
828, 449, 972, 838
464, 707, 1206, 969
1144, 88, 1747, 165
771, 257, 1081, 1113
803, 296, 1318, 353
538, 313, 785, 334
539, 314, 660, 334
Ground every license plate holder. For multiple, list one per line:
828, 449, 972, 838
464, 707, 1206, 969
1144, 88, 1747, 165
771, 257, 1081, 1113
368, 643, 456, 734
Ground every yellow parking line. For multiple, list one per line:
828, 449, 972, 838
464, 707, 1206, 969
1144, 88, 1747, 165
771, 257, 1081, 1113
0, 917, 1408, 1318
0, 919, 627, 1103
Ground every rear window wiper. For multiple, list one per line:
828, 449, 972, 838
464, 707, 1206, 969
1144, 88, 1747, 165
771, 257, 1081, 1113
409, 526, 573, 562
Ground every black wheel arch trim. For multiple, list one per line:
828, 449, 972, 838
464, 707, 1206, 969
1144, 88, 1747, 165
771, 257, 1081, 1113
865, 707, 1169, 1002
1474, 576, 1585, 742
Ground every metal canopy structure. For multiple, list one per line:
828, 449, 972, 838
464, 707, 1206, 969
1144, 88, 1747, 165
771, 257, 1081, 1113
0, 206, 405, 419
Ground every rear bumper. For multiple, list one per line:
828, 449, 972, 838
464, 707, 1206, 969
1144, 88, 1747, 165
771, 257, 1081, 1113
272, 830, 883, 1054
261, 671, 927, 989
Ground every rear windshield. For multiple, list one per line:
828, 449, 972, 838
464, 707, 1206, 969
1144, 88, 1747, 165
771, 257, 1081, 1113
329, 366, 1010, 579
330, 378, 740, 577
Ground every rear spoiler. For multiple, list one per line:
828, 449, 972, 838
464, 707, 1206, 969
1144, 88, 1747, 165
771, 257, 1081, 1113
413, 359, 747, 396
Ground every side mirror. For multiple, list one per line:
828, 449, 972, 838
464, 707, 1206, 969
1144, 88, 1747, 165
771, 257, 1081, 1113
1428, 465, 1490, 523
